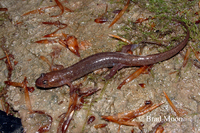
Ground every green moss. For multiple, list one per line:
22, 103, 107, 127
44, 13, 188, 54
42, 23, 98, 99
0, 12, 9, 21
144, 0, 196, 15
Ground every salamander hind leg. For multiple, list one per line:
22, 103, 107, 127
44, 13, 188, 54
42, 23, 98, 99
104, 63, 126, 80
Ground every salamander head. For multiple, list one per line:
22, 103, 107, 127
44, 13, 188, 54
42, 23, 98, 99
35, 72, 65, 88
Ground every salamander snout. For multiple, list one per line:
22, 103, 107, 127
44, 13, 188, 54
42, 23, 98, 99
40, 73, 45, 77
35, 73, 49, 88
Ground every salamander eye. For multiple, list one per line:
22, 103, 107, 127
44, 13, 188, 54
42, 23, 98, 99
43, 80, 48, 85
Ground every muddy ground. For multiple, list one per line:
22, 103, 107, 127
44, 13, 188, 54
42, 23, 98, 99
0, 0, 200, 133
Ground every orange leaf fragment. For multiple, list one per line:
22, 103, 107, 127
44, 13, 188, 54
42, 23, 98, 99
59, 35, 80, 57
51, 0, 64, 17
94, 123, 107, 129
4, 77, 33, 113
117, 66, 149, 89
182, 47, 191, 67
109, 0, 130, 28
102, 100, 163, 130
163, 91, 187, 117
190, 44, 200, 61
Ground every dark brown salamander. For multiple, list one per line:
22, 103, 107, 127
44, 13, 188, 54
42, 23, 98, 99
36, 20, 189, 88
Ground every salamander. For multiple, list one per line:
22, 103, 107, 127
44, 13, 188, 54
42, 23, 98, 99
35, 20, 190, 88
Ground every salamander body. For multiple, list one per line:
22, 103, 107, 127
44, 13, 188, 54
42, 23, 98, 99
36, 20, 189, 88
